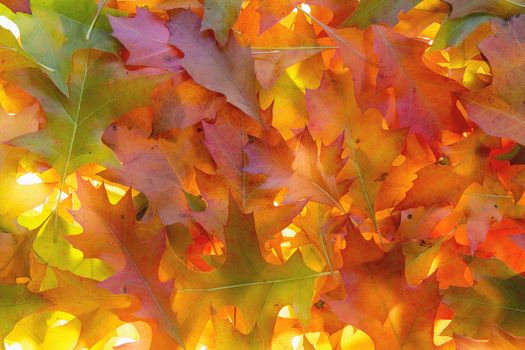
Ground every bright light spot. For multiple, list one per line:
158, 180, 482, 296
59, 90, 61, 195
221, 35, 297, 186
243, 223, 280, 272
33, 203, 44, 213
114, 337, 137, 346
273, 201, 279, 207
281, 241, 291, 248
418, 36, 433, 45
278, 305, 294, 318
90, 179, 102, 186
52, 319, 69, 327
291, 335, 302, 350
0, 16, 20, 39
104, 183, 127, 197
299, 3, 312, 14
282, 227, 297, 238
59, 191, 69, 202
199, 346, 208, 350
4, 342, 23, 350
17, 172, 43, 185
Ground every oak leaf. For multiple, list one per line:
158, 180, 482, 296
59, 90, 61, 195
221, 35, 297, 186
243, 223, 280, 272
328, 232, 441, 350
445, 0, 525, 19
443, 257, 525, 339
341, 0, 419, 28
373, 25, 466, 143
162, 198, 322, 349
69, 178, 185, 348
153, 77, 225, 134
102, 112, 212, 225
3, 50, 171, 179
202, 0, 243, 46
459, 16, 525, 144
40, 268, 135, 347
0, 284, 48, 344
109, 7, 182, 71
166, 10, 262, 124
0, 0, 119, 94
245, 127, 348, 209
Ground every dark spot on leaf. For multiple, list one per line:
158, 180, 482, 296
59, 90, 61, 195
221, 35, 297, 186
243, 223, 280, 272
438, 156, 450, 165
315, 300, 325, 309
112, 124, 117, 131
476, 144, 491, 157
355, 138, 360, 144
375, 172, 388, 182
407, 214, 413, 220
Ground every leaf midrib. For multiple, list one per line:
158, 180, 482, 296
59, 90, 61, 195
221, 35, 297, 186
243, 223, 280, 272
89, 189, 184, 345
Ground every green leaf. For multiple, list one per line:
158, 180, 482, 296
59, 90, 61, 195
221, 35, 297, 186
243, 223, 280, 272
340, 0, 420, 28
495, 143, 525, 164
0, 0, 120, 95
162, 198, 328, 349
184, 191, 207, 212
33, 213, 113, 282
0, 284, 49, 344
202, 0, 243, 46
2, 49, 170, 180
443, 257, 525, 339
431, 14, 494, 51
445, 0, 525, 19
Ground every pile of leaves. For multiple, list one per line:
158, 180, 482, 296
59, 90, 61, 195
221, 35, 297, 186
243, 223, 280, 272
1, 0, 525, 349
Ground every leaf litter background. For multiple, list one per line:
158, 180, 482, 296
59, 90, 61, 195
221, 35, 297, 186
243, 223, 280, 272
1, 0, 525, 349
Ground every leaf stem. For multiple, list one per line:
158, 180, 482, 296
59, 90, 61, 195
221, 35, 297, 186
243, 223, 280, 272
85, 0, 109, 40
176, 271, 338, 292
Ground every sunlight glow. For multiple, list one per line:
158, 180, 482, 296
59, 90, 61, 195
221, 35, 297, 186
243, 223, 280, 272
89, 178, 102, 186
281, 241, 291, 248
59, 191, 69, 202
278, 305, 295, 318
299, 3, 312, 14
282, 227, 297, 238
17, 172, 43, 185
4, 342, 22, 350
0, 16, 20, 39
52, 319, 69, 327
33, 203, 45, 213
114, 337, 137, 346
291, 335, 302, 350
